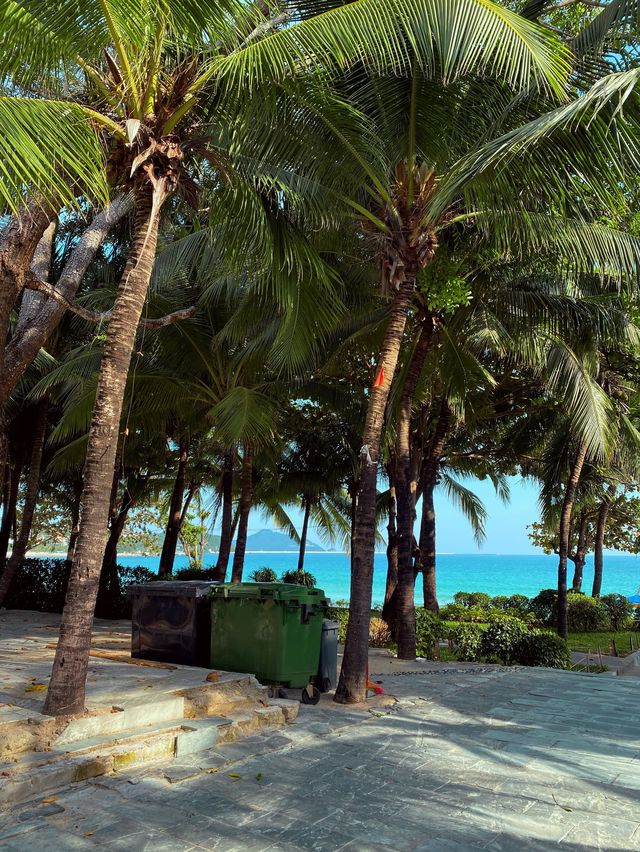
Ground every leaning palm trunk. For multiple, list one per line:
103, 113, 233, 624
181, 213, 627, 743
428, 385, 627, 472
570, 510, 588, 592
158, 438, 188, 578
395, 323, 432, 659
557, 440, 588, 640
297, 498, 312, 573
213, 451, 234, 582
0, 399, 48, 604
592, 485, 615, 597
43, 184, 165, 717
335, 277, 416, 703
231, 445, 253, 583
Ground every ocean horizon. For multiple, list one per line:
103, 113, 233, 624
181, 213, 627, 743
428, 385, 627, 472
32, 550, 640, 606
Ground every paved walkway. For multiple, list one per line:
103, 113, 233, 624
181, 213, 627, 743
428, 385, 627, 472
2, 665, 640, 851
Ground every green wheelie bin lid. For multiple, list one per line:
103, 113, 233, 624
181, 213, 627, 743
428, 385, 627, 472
210, 583, 327, 688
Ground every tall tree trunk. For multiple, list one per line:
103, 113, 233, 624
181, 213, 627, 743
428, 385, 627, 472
66, 479, 83, 563
95, 486, 134, 618
415, 399, 450, 612
213, 451, 234, 582
395, 323, 432, 660
0, 400, 48, 604
570, 510, 588, 592
0, 446, 24, 566
158, 438, 188, 578
381, 464, 398, 633
557, 441, 588, 640
592, 486, 615, 597
335, 277, 416, 704
44, 184, 166, 717
297, 497, 312, 574
231, 445, 253, 583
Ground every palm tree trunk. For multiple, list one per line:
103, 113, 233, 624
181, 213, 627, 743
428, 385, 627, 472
381, 464, 398, 633
297, 497, 312, 574
570, 510, 588, 592
0, 446, 24, 566
335, 277, 415, 704
158, 438, 188, 578
231, 445, 253, 583
213, 451, 234, 582
43, 184, 166, 717
557, 440, 588, 640
0, 399, 48, 604
95, 486, 133, 618
66, 479, 83, 563
395, 323, 432, 660
592, 486, 615, 597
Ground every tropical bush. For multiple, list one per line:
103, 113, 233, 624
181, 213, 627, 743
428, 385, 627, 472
173, 566, 219, 581
250, 567, 278, 582
448, 623, 485, 661
513, 632, 571, 669
600, 594, 633, 631
566, 592, 608, 632
281, 569, 317, 587
440, 603, 488, 623
415, 609, 447, 658
529, 589, 558, 626
453, 591, 491, 609
481, 617, 529, 664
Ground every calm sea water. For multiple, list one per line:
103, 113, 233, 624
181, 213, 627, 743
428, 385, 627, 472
117, 551, 640, 605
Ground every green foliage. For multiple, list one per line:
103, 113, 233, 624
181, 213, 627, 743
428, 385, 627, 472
633, 609, 640, 631
173, 566, 219, 581
453, 591, 491, 609
481, 617, 529, 664
4, 559, 154, 617
448, 623, 485, 662
567, 592, 608, 632
490, 594, 531, 615
281, 569, 317, 588
513, 632, 571, 669
415, 609, 447, 659
440, 603, 488, 623
529, 589, 558, 626
250, 567, 278, 582
600, 594, 633, 631
326, 607, 349, 643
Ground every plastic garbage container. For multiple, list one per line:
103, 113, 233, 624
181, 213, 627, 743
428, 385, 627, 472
210, 583, 327, 695
127, 580, 217, 667
316, 619, 339, 692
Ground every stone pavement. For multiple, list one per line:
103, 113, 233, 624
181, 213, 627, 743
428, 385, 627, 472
2, 665, 640, 851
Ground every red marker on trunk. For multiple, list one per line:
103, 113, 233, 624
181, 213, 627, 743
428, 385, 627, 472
373, 366, 384, 388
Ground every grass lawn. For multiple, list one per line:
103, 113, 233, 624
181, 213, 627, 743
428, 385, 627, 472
566, 630, 639, 656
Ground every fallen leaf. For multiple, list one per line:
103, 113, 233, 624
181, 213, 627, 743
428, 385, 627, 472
205, 672, 220, 683
25, 684, 47, 692
84, 832, 94, 837
42, 797, 57, 804
227, 773, 241, 781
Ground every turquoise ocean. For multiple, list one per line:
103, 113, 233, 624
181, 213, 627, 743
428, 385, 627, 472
117, 552, 640, 605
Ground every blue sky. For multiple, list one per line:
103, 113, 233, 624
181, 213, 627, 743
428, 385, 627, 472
238, 475, 543, 554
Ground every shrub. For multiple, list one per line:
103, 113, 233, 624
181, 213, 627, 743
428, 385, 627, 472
481, 617, 529, 664
633, 608, 640, 631
489, 595, 511, 611
566, 592, 608, 632
453, 591, 491, 609
529, 589, 557, 626
280, 569, 317, 587
513, 632, 571, 669
415, 609, 446, 658
369, 617, 391, 647
326, 607, 349, 643
448, 623, 485, 661
440, 603, 487, 623
173, 566, 219, 581
600, 594, 633, 631
250, 567, 278, 582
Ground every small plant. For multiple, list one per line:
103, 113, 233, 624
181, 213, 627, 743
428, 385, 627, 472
448, 623, 485, 662
481, 617, 529, 664
369, 617, 391, 647
250, 567, 278, 582
280, 569, 317, 587
326, 606, 349, 643
513, 632, 571, 669
600, 594, 633, 631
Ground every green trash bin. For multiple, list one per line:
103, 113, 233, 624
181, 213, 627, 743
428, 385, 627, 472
210, 583, 327, 695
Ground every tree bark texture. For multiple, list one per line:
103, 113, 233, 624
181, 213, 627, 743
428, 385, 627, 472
297, 497, 312, 574
395, 323, 432, 659
95, 485, 134, 619
381, 464, 398, 633
0, 446, 24, 566
158, 438, 188, 578
66, 479, 83, 563
570, 510, 588, 592
0, 400, 48, 604
231, 445, 253, 583
335, 277, 416, 704
43, 185, 165, 717
592, 486, 615, 597
213, 451, 234, 582
557, 441, 588, 640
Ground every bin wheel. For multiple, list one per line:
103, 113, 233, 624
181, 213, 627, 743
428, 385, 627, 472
301, 684, 320, 705
317, 676, 332, 693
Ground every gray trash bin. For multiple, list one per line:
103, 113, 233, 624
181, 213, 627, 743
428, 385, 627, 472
316, 619, 339, 692
127, 580, 217, 667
